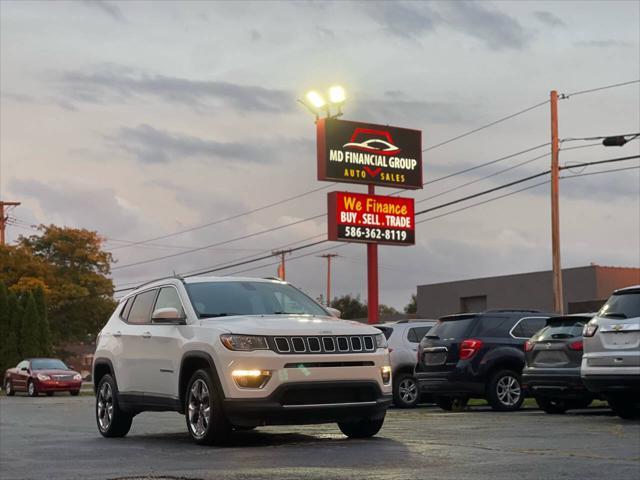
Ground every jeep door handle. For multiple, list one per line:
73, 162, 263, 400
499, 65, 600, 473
142, 332, 152, 339
112, 331, 122, 338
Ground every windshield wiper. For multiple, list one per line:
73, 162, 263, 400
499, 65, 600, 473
199, 313, 238, 318
602, 312, 628, 319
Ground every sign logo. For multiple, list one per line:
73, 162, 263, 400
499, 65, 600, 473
317, 118, 423, 189
343, 128, 401, 156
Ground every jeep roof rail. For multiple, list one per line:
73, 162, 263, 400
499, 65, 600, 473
395, 319, 438, 324
484, 309, 542, 314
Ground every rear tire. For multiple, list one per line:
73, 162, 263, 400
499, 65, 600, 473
70, 390, 80, 396
535, 396, 567, 414
568, 397, 593, 410
608, 394, 640, 420
27, 380, 38, 397
393, 374, 420, 408
184, 369, 232, 445
338, 415, 385, 439
4, 380, 15, 396
95, 374, 133, 437
435, 396, 454, 411
487, 369, 524, 411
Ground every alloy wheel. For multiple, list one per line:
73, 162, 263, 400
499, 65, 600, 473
97, 382, 114, 431
5, 381, 11, 395
398, 378, 418, 404
28, 381, 35, 397
496, 375, 521, 406
188, 379, 211, 439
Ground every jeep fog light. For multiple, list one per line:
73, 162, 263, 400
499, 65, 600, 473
381, 366, 392, 385
232, 369, 272, 389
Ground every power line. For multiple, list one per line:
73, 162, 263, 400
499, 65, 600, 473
561, 79, 640, 98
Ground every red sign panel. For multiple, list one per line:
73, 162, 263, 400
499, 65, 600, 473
317, 118, 423, 189
328, 192, 415, 246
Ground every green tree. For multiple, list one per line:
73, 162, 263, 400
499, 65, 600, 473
33, 286, 51, 356
404, 294, 417, 314
20, 293, 41, 358
7, 292, 23, 357
379, 304, 400, 316
0, 282, 15, 371
0, 224, 116, 343
330, 294, 367, 320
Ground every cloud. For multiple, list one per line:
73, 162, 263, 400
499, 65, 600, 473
532, 11, 565, 28
575, 39, 633, 48
364, 1, 529, 50
11, 179, 139, 237
83, 0, 126, 22
55, 65, 293, 113
108, 123, 311, 165
250, 29, 261, 42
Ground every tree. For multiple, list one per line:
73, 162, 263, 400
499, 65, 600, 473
0, 224, 117, 342
379, 304, 400, 316
404, 294, 417, 314
19, 293, 40, 359
33, 286, 51, 356
330, 294, 367, 320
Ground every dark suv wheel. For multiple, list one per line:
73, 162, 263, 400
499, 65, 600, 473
338, 415, 385, 438
185, 369, 232, 445
608, 394, 640, 419
487, 369, 524, 411
535, 396, 568, 414
393, 373, 420, 408
95, 374, 133, 437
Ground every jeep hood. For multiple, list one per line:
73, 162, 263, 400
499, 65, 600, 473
200, 314, 380, 336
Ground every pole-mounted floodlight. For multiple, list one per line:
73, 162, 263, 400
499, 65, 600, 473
299, 85, 346, 122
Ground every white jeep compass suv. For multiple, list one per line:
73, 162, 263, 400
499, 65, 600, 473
93, 276, 392, 444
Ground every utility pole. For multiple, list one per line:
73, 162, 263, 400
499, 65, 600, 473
319, 254, 338, 306
367, 184, 379, 324
0, 201, 21, 246
550, 91, 564, 314
272, 249, 291, 281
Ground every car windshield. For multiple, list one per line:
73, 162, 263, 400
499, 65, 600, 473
534, 319, 589, 341
30, 359, 69, 370
598, 292, 640, 319
427, 317, 475, 340
186, 281, 328, 318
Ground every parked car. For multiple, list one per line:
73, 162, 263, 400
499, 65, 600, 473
522, 314, 596, 413
3, 358, 83, 397
375, 319, 437, 408
415, 310, 549, 411
93, 276, 392, 445
582, 285, 640, 419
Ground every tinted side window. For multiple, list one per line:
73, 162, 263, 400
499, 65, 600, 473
473, 316, 515, 337
408, 326, 432, 343
376, 326, 393, 340
429, 317, 475, 340
17, 360, 29, 370
120, 298, 134, 320
154, 287, 185, 317
127, 290, 158, 325
512, 317, 548, 338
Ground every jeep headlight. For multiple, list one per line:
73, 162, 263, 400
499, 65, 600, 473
375, 333, 388, 349
220, 334, 269, 351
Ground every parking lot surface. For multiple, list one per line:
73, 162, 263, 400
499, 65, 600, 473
0, 395, 638, 480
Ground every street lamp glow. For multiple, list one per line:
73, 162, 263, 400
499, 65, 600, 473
329, 85, 346, 104
306, 90, 326, 109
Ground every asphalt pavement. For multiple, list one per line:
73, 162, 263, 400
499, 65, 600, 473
0, 395, 639, 480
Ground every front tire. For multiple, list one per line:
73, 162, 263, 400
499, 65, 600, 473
185, 369, 231, 445
4, 380, 15, 396
95, 374, 133, 437
393, 374, 420, 408
487, 369, 524, 411
535, 396, 567, 414
27, 380, 38, 397
338, 415, 385, 439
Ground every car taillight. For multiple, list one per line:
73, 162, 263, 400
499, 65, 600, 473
583, 324, 598, 337
459, 339, 483, 360
524, 340, 535, 352
568, 340, 583, 351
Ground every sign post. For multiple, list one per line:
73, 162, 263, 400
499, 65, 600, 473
316, 117, 422, 324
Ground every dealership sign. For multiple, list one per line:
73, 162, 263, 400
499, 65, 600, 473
317, 118, 423, 189
328, 191, 415, 246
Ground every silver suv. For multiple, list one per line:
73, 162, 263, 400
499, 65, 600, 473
581, 285, 640, 419
375, 320, 436, 408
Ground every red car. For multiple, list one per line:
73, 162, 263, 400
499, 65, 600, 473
3, 358, 83, 397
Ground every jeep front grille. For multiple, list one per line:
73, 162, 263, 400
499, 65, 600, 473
269, 335, 377, 354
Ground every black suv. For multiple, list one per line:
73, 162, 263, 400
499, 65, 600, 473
415, 311, 549, 411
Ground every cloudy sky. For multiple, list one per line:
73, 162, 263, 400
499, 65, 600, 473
1, 0, 639, 309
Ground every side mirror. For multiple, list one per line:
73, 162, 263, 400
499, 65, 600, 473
151, 307, 186, 325
20, 367, 29, 372
326, 307, 341, 318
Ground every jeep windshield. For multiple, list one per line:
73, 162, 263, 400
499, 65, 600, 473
186, 281, 328, 318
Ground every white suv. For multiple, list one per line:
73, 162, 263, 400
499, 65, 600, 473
93, 276, 392, 444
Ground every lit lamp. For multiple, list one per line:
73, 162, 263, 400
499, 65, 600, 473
299, 85, 347, 121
